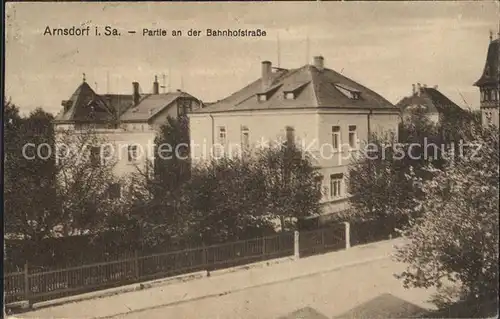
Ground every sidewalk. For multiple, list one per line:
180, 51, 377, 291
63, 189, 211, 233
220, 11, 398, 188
16, 238, 404, 319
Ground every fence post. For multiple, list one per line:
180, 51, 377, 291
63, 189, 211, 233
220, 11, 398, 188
294, 231, 300, 259
134, 250, 139, 279
344, 222, 351, 249
201, 244, 207, 266
262, 237, 266, 256
321, 229, 325, 248
24, 262, 30, 306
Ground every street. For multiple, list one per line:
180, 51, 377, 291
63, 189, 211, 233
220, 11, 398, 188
16, 239, 439, 319
112, 258, 436, 319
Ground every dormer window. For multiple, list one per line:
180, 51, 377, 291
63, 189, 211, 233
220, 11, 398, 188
256, 84, 282, 103
334, 83, 362, 100
257, 93, 267, 102
282, 82, 309, 101
62, 100, 72, 113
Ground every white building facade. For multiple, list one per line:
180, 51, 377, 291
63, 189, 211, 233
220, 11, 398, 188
53, 77, 203, 192
189, 56, 400, 218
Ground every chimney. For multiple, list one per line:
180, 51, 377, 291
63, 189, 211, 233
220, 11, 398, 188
417, 83, 422, 96
433, 85, 438, 89
261, 61, 272, 91
412, 84, 416, 96
153, 76, 159, 95
313, 56, 324, 71
132, 82, 140, 106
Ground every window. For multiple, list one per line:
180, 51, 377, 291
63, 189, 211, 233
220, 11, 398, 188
284, 92, 295, 100
286, 126, 295, 145
332, 126, 341, 151
314, 175, 324, 195
334, 83, 362, 100
177, 99, 193, 117
330, 173, 343, 198
218, 127, 226, 144
257, 94, 267, 102
486, 112, 493, 124
348, 125, 357, 149
128, 145, 138, 162
108, 183, 121, 199
241, 126, 250, 151
90, 146, 100, 166
214, 126, 227, 158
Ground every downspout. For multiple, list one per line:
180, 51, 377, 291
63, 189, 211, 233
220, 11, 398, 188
209, 114, 215, 152
367, 108, 374, 218
367, 109, 372, 142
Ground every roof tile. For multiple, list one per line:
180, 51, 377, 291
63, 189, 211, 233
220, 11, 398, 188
193, 64, 396, 114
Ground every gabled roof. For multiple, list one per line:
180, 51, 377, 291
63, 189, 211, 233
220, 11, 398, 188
192, 64, 397, 114
55, 82, 118, 122
474, 38, 499, 87
120, 91, 197, 122
54, 81, 200, 123
396, 87, 464, 115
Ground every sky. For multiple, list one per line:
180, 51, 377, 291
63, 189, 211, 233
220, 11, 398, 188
5, 1, 500, 116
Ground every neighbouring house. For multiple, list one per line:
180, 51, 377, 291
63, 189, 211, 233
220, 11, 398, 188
188, 56, 400, 220
474, 33, 500, 128
53, 75, 204, 196
396, 83, 466, 124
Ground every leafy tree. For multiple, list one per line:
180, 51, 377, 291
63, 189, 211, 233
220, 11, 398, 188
179, 156, 273, 245
347, 136, 421, 224
4, 106, 60, 241
347, 108, 479, 224
394, 128, 499, 314
112, 122, 323, 247
111, 116, 193, 247
153, 115, 191, 193
399, 107, 439, 144
179, 141, 322, 244
55, 127, 119, 237
255, 142, 323, 231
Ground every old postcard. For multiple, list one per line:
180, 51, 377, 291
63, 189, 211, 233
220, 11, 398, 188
3, 1, 499, 318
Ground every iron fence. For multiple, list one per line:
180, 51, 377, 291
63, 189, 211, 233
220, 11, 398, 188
298, 224, 346, 257
4, 231, 295, 305
4, 221, 393, 307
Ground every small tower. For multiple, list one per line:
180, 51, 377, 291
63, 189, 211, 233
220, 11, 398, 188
474, 32, 500, 127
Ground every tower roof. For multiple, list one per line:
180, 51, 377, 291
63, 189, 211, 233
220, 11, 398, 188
474, 38, 500, 87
